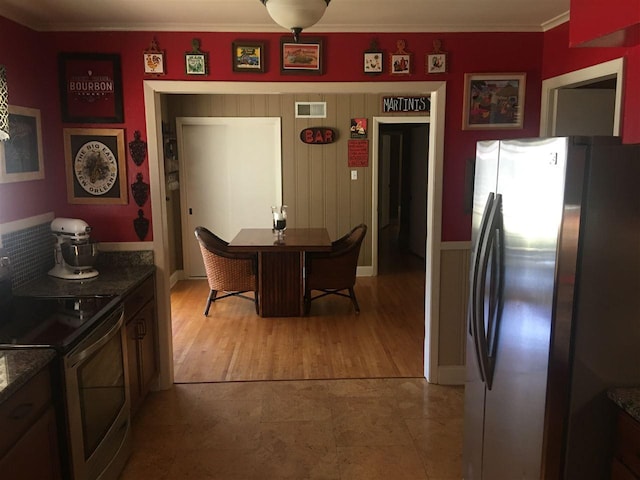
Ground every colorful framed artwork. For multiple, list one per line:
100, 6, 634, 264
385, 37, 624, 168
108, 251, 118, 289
232, 42, 265, 73
427, 53, 447, 74
363, 40, 383, 74
63, 128, 127, 205
58, 52, 124, 123
462, 73, 526, 130
280, 37, 323, 75
185, 38, 208, 75
143, 38, 166, 76
0, 106, 44, 183
390, 39, 411, 75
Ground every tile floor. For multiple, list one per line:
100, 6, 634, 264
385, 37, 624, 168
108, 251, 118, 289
119, 378, 463, 480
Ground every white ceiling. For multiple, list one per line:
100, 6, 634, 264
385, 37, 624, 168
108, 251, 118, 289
0, 0, 569, 33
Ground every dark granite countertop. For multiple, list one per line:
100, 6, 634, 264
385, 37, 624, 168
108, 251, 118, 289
0, 348, 56, 404
12, 264, 155, 299
608, 387, 640, 423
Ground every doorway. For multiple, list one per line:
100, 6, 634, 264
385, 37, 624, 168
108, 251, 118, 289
540, 57, 623, 137
144, 81, 446, 389
377, 122, 429, 269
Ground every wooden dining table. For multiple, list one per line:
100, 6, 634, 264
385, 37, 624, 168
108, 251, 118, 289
228, 228, 331, 317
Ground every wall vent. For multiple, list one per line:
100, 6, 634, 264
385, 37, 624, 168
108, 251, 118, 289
295, 102, 327, 118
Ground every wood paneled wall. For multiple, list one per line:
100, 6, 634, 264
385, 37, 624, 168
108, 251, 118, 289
165, 92, 426, 268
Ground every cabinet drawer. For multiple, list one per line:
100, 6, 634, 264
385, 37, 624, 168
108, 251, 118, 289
124, 275, 155, 320
615, 411, 640, 478
0, 368, 51, 458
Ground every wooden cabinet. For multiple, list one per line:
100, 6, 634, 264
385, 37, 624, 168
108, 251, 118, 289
124, 274, 158, 415
612, 409, 640, 479
0, 367, 61, 480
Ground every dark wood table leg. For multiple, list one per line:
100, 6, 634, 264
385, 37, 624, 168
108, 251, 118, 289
258, 251, 304, 317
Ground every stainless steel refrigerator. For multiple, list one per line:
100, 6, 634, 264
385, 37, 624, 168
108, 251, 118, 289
463, 136, 640, 479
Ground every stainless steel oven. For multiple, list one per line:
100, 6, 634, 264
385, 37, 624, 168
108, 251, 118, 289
0, 252, 132, 480
64, 304, 131, 480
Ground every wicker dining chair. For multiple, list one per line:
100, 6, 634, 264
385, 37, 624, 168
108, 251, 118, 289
194, 226, 258, 316
304, 224, 367, 315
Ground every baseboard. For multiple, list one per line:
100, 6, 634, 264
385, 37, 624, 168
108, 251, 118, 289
170, 270, 183, 289
357, 265, 373, 277
436, 365, 466, 385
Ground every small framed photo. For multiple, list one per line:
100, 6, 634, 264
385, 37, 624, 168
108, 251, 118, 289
390, 40, 411, 75
185, 38, 208, 75
63, 128, 127, 205
427, 53, 447, 74
143, 38, 166, 75
0, 106, 44, 184
462, 73, 526, 130
280, 37, 323, 75
232, 42, 265, 73
364, 52, 383, 74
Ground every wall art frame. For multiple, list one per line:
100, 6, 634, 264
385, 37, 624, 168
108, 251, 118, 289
363, 39, 383, 75
185, 38, 208, 75
143, 38, 166, 76
58, 52, 124, 123
63, 128, 127, 205
232, 41, 265, 73
280, 37, 323, 75
462, 73, 526, 130
0, 105, 45, 183
426, 39, 447, 74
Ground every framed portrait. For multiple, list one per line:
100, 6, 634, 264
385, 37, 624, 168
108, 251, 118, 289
143, 38, 166, 75
427, 53, 447, 74
232, 42, 265, 73
58, 53, 124, 123
63, 128, 127, 205
185, 38, 208, 75
0, 106, 44, 183
462, 73, 526, 130
280, 37, 323, 75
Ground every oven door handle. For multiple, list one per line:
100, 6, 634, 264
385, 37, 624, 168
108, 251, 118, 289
67, 306, 125, 368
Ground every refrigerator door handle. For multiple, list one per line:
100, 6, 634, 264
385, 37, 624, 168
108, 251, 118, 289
469, 192, 495, 383
473, 193, 504, 390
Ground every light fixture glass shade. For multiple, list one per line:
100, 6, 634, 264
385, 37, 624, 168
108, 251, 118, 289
0, 65, 8, 141
262, 0, 329, 40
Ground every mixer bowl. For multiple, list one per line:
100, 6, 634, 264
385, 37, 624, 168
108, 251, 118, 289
61, 241, 99, 268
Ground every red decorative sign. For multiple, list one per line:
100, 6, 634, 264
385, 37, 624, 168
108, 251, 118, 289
300, 127, 337, 144
58, 53, 124, 123
348, 139, 369, 167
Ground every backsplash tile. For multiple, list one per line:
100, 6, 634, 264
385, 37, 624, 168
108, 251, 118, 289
0, 222, 53, 289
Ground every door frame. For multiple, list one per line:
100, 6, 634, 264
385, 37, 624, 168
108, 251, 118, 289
540, 57, 624, 137
144, 81, 446, 389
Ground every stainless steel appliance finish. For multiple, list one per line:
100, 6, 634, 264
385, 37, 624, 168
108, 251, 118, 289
49, 217, 99, 280
0, 259, 131, 480
463, 136, 640, 479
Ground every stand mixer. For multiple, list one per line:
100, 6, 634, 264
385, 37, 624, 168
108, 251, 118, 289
48, 217, 99, 280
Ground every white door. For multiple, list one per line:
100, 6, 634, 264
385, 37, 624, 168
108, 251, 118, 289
177, 117, 282, 278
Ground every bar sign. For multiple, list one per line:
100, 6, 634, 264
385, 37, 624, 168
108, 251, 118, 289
382, 96, 430, 113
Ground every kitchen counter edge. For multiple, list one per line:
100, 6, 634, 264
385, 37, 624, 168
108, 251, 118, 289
608, 387, 640, 423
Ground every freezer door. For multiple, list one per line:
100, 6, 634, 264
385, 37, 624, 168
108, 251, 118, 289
482, 137, 569, 479
463, 140, 499, 479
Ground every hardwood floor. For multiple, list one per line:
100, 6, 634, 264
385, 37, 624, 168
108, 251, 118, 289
171, 225, 426, 383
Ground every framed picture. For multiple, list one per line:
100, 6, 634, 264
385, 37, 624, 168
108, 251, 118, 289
143, 38, 166, 76
58, 53, 124, 123
280, 37, 323, 74
364, 39, 383, 75
364, 52, 383, 74
232, 42, 265, 73
185, 38, 208, 75
462, 73, 526, 130
0, 106, 44, 183
427, 53, 447, 74
63, 128, 127, 205
391, 54, 411, 74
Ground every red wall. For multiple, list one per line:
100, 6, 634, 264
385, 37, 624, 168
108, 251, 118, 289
0, 21, 545, 243
569, 0, 640, 47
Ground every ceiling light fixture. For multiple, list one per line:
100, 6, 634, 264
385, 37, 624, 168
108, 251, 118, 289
260, 0, 331, 42
0, 66, 9, 141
